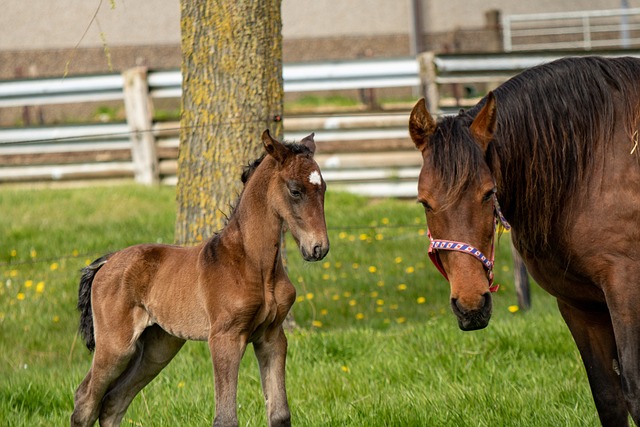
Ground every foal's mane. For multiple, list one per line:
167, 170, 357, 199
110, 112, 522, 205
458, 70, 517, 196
240, 141, 312, 184
431, 56, 640, 250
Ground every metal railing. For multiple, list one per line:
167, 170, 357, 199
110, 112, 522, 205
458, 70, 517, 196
502, 8, 640, 52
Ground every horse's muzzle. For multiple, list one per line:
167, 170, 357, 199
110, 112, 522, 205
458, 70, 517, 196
450, 292, 492, 331
301, 241, 329, 262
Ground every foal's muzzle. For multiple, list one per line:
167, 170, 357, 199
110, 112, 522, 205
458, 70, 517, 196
301, 241, 329, 262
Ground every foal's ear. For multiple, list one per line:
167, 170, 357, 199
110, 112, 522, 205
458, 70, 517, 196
409, 98, 436, 152
262, 129, 289, 164
300, 132, 316, 154
469, 92, 497, 153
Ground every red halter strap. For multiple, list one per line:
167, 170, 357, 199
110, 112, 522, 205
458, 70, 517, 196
427, 194, 510, 293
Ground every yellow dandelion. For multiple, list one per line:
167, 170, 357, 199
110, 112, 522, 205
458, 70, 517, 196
355, 313, 365, 320
375, 233, 384, 241
334, 262, 343, 269
348, 235, 356, 242
85, 259, 91, 266
332, 294, 340, 301
72, 249, 79, 257
394, 256, 403, 264
376, 299, 385, 306
348, 299, 357, 307
508, 305, 519, 313
10, 249, 17, 257
177, 381, 185, 388
10, 270, 18, 277
381, 217, 389, 225
296, 295, 305, 303
418, 229, 426, 236
341, 366, 350, 373
50, 262, 59, 271
501, 265, 510, 272
306, 292, 314, 300
359, 233, 368, 241
17, 293, 25, 301
397, 284, 408, 291
52, 315, 60, 323
368, 266, 377, 273
322, 274, 330, 280
312, 320, 323, 327
352, 263, 359, 270
396, 317, 407, 324
322, 261, 331, 269
343, 291, 351, 298
338, 232, 347, 239
320, 309, 328, 316
405, 266, 415, 274
370, 291, 379, 298
417, 296, 427, 304
377, 280, 385, 287
376, 307, 384, 313
30, 249, 37, 258
390, 304, 399, 310
414, 217, 422, 224
24, 280, 33, 288
297, 276, 304, 283
36, 282, 45, 294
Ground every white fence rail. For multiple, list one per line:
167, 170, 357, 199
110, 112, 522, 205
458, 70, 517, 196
502, 8, 640, 52
3, 51, 640, 196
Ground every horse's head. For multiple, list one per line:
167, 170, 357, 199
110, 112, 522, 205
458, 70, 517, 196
262, 130, 330, 262
409, 95, 501, 331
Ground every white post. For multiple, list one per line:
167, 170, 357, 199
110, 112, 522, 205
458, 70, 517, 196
123, 66, 159, 185
418, 51, 439, 114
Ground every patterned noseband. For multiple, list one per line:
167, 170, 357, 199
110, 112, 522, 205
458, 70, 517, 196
427, 194, 511, 293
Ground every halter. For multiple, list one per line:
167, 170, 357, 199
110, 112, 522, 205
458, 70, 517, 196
427, 194, 511, 293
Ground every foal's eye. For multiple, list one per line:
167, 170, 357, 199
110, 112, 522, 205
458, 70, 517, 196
289, 187, 303, 199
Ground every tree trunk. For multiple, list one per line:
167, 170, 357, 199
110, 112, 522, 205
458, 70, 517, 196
176, 0, 283, 244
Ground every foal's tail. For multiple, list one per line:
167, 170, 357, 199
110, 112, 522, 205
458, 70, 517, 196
77, 254, 111, 352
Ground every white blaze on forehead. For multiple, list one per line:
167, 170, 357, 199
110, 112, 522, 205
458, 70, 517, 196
308, 170, 322, 186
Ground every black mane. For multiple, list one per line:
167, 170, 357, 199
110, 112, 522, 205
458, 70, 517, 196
430, 56, 640, 251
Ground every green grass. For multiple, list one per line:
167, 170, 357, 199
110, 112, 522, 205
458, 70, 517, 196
0, 185, 599, 426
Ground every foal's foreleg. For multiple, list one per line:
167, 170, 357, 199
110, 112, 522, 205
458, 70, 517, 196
210, 332, 248, 427
557, 301, 628, 427
254, 327, 291, 427
98, 325, 186, 427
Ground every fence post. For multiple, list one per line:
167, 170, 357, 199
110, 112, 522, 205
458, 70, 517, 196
123, 66, 159, 185
418, 51, 439, 113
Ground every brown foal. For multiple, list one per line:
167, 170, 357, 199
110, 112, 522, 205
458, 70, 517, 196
71, 130, 329, 427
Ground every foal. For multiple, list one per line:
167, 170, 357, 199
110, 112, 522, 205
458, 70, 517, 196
71, 130, 329, 427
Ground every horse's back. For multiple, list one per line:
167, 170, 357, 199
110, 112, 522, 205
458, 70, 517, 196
91, 243, 210, 340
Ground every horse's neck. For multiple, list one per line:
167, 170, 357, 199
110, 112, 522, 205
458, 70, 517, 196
220, 167, 283, 275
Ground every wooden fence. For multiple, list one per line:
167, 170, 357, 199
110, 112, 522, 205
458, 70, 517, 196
2, 50, 639, 196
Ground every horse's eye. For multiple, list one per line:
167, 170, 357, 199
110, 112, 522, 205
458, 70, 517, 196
289, 188, 303, 199
482, 188, 497, 202
418, 200, 433, 212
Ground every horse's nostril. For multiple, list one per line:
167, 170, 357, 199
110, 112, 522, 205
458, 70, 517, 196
312, 244, 322, 259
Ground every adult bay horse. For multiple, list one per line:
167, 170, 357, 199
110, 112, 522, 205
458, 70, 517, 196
71, 130, 329, 427
409, 56, 640, 426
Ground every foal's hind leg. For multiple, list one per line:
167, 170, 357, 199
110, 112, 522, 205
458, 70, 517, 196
557, 301, 628, 426
98, 325, 186, 427
254, 326, 291, 427
71, 305, 149, 427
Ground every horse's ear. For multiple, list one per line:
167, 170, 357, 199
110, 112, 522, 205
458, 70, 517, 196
262, 129, 289, 164
409, 98, 436, 152
301, 132, 316, 154
470, 91, 497, 153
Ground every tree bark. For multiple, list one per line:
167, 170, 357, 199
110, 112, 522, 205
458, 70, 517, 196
176, 0, 283, 244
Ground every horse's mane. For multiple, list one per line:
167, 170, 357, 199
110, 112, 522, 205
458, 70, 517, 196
240, 141, 313, 184
431, 56, 640, 251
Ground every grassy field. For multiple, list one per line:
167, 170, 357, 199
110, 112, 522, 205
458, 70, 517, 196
0, 185, 599, 426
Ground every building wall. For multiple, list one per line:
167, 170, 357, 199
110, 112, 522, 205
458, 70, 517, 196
0, 0, 635, 79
